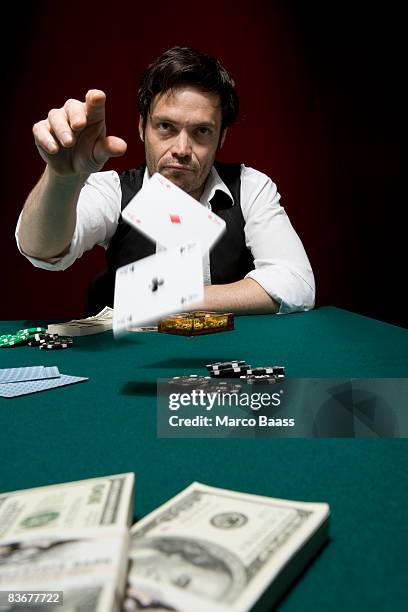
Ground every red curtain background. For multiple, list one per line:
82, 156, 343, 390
1, 1, 405, 327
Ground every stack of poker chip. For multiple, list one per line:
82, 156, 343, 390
169, 374, 212, 388
37, 333, 74, 350
206, 361, 251, 378
1, 327, 46, 348
168, 374, 242, 394
206, 361, 285, 384
0, 327, 73, 350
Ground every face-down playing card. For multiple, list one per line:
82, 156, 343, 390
113, 242, 204, 334
121, 172, 226, 253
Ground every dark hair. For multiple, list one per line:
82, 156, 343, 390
138, 47, 239, 131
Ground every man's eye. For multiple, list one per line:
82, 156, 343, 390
197, 127, 210, 136
158, 122, 171, 131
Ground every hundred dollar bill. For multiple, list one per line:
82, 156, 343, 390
124, 482, 329, 612
0, 474, 134, 612
47, 306, 113, 336
0, 473, 134, 543
0, 531, 128, 612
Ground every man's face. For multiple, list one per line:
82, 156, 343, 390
139, 85, 226, 200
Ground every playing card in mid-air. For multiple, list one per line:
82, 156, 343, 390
121, 172, 226, 253
113, 242, 204, 335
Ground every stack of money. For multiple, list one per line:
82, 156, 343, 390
124, 482, 330, 611
46, 306, 113, 336
0, 478, 329, 611
0, 473, 134, 611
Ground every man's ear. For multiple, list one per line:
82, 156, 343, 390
138, 116, 144, 142
219, 128, 228, 150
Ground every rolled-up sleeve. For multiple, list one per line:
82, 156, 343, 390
241, 166, 315, 313
15, 170, 122, 271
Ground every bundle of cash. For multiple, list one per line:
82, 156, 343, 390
46, 306, 113, 336
0, 478, 329, 611
0, 473, 134, 612
124, 482, 330, 612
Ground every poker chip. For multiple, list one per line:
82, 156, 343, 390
27, 333, 74, 349
48, 335, 72, 343
206, 360, 247, 371
245, 367, 277, 376
210, 366, 252, 378
240, 374, 278, 385
42, 333, 60, 341
209, 381, 243, 394
271, 366, 285, 377
17, 327, 46, 335
0, 335, 14, 345
169, 375, 211, 388
39, 339, 73, 350
0, 333, 30, 347
38, 333, 74, 350
27, 333, 47, 346
0, 325, 75, 349
203, 361, 285, 383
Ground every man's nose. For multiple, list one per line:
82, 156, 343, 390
171, 130, 192, 158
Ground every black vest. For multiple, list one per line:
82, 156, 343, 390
85, 162, 254, 316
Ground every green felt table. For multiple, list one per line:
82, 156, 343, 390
1, 306, 407, 611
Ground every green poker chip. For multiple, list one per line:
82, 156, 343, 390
0, 334, 30, 347
0, 334, 13, 344
17, 327, 46, 335
1, 326, 47, 347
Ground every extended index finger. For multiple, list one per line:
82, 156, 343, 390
85, 89, 106, 125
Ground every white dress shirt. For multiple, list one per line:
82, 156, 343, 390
15, 164, 315, 314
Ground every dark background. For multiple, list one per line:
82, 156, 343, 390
1, 1, 405, 327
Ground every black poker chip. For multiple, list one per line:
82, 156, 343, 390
272, 366, 285, 377
210, 366, 252, 378
28, 332, 68, 346
245, 367, 277, 376
209, 381, 243, 394
50, 335, 73, 343
240, 374, 278, 385
39, 337, 74, 350
28, 332, 47, 346
169, 375, 211, 388
39, 343, 73, 350
33, 333, 74, 350
206, 360, 247, 372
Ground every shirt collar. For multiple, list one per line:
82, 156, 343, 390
142, 165, 235, 206
201, 166, 235, 207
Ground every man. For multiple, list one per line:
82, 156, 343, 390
16, 47, 315, 316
